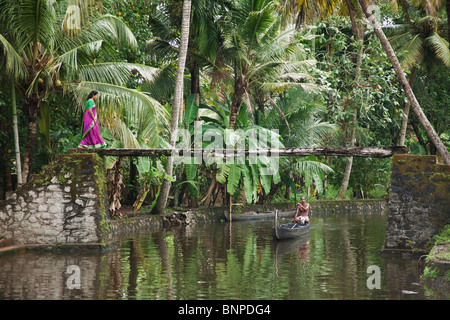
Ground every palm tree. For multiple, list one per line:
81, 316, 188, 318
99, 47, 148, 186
387, 0, 450, 145
145, 0, 226, 102
154, 0, 192, 215
279, 0, 339, 29
261, 86, 337, 198
218, 0, 319, 129
0, 0, 168, 182
278, 0, 368, 198
358, 0, 450, 164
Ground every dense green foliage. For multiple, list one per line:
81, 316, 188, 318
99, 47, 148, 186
0, 0, 448, 209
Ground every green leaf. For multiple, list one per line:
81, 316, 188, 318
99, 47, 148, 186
137, 157, 151, 174
184, 94, 199, 126
199, 103, 229, 128
312, 172, 323, 194
38, 102, 50, 152
0, 34, 28, 81
259, 173, 271, 194
216, 163, 230, 184
227, 164, 241, 195
426, 33, 450, 67
258, 158, 272, 194
271, 158, 281, 185
304, 171, 312, 188
241, 164, 254, 203
184, 163, 198, 181
250, 163, 259, 199
236, 103, 248, 127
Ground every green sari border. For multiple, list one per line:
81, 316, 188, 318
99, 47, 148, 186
79, 142, 107, 149
80, 120, 95, 141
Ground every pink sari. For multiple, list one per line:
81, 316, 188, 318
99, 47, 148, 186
79, 101, 107, 149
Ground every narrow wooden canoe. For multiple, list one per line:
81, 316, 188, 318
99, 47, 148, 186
272, 209, 310, 240
224, 208, 296, 221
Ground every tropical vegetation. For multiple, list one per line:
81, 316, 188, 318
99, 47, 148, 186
0, 0, 448, 215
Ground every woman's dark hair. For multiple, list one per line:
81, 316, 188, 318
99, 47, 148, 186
87, 91, 98, 100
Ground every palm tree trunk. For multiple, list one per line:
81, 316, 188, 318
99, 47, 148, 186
189, 61, 200, 106
337, 109, 357, 198
11, 83, 22, 186
358, 0, 450, 165
399, 66, 417, 146
154, 0, 192, 214
424, 0, 437, 17
22, 121, 38, 183
337, 0, 363, 198
22, 97, 40, 183
229, 70, 246, 129
447, 0, 450, 45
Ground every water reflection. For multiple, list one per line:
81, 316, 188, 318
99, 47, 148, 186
0, 212, 447, 300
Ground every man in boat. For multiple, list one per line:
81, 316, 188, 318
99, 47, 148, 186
294, 196, 309, 225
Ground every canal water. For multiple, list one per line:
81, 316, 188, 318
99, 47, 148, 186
0, 211, 447, 300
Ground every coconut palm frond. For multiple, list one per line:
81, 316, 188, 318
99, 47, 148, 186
404, 33, 424, 56
242, 2, 279, 46
110, 117, 141, 149
55, 40, 104, 77
0, 34, 28, 81
389, 30, 415, 48
90, 14, 138, 50
278, 72, 316, 82
426, 32, 450, 66
147, 5, 178, 44
141, 62, 177, 103
295, 159, 334, 175
294, 158, 334, 192
146, 37, 179, 63
10, 0, 56, 49
288, 119, 338, 147
77, 62, 160, 85
391, 32, 424, 68
261, 81, 322, 92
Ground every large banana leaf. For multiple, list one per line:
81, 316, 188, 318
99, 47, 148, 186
241, 164, 254, 203
184, 94, 199, 127
216, 163, 230, 184
227, 164, 242, 195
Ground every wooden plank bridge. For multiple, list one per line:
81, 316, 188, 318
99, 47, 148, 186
69, 146, 408, 158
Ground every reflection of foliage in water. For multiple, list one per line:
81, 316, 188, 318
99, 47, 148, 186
100, 214, 396, 300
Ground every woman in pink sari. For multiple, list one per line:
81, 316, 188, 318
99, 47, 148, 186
78, 91, 107, 149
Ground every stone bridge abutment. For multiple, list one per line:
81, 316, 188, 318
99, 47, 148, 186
382, 155, 450, 255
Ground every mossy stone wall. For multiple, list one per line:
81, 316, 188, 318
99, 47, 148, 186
384, 155, 450, 253
0, 154, 110, 246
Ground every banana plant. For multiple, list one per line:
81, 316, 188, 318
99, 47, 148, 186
180, 95, 282, 204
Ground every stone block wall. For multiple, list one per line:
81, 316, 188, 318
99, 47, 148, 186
385, 155, 450, 252
310, 198, 388, 214
0, 154, 109, 246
